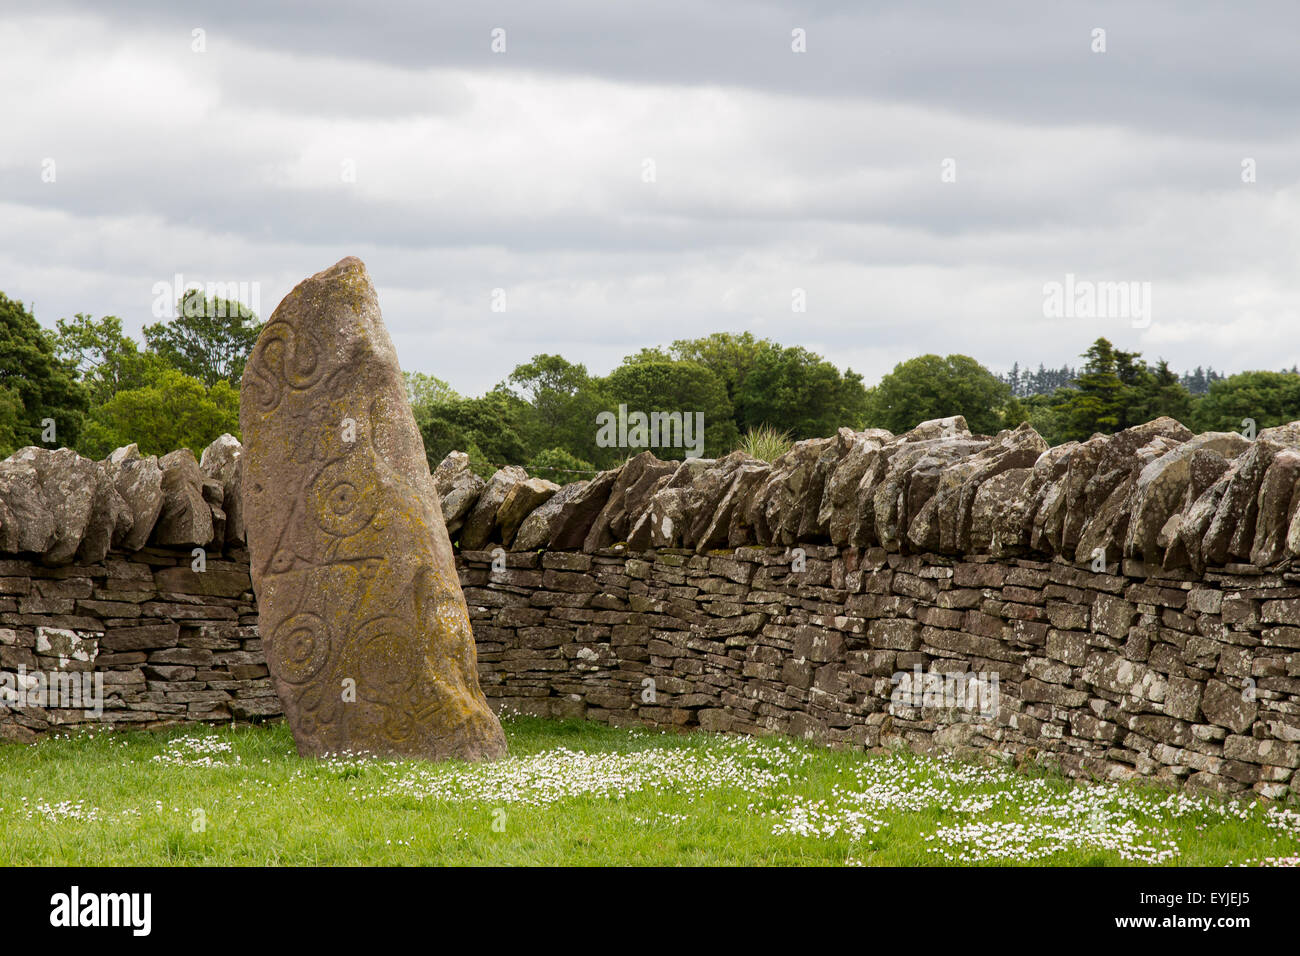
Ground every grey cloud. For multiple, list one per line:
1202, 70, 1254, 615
43, 0, 1300, 138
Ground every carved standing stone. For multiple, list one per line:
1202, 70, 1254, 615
240, 256, 506, 762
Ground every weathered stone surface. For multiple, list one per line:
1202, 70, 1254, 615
969, 466, 1033, 555
11, 406, 1300, 584
881, 436, 985, 551
1200, 679, 1257, 734
513, 479, 588, 551
695, 460, 767, 552
1063, 418, 1190, 555
459, 465, 527, 551
239, 256, 505, 762
1179, 463, 1233, 574
924, 422, 1046, 554
849, 440, 894, 549
108, 445, 164, 552
1203, 439, 1285, 566
498, 477, 560, 547
0, 457, 57, 555
900, 415, 969, 443
1025, 441, 1080, 556
152, 449, 214, 548
747, 438, 833, 546
1065, 423, 1186, 563
684, 451, 752, 550
1251, 448, 1300, 566
1074, 473, 1136, 566
1158, 448, 1234, 569
820, 430, 892, 545
8, 447, 98, 564
78, 458, 130, 563
1125, 432, 1248, 561
627, 458, 714, 550
797, 427, 857, 541
584, 451, 676, 551
725, 461, 773, 548
200, 433, 246, 546
549, 468, 619, 549
155, 565, 252, 598
431, 452, 484, 535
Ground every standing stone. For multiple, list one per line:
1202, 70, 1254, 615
240, 256, 506, 762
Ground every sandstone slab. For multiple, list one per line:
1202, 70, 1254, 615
240, 256, 505, 761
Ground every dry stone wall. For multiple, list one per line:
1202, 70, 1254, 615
3, 414, 1300, 799
463, 545, 1300, 800
0, 547, 270, 740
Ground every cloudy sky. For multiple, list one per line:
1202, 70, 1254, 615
3, 1, 1299, 395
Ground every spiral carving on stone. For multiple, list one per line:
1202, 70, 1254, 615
268, 611, 332, 685
244, 320, 330, 411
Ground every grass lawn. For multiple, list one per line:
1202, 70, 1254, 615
1, 716, 1297, 866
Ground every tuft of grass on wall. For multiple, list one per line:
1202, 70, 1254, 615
736, 425, 794, 462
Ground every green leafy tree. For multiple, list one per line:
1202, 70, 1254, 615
143, 289, 262, 387
1054, 339, 1193, 441
600, 358, 738, 461
735, 345, 870, 439
0, 385, 24, 458
78, 368, 240, 458
1019, 392, 1068, 446
404, 371, 459, 425
0, 292, 88, 452
526, 446, 595, 484
418, 392, 530, 475
53, 313, 168, 407
1128, 358, 1193, 427
864, 354, 1014, 435
1057, 338, 1127, 440
505, 354, 607, 462
1192, 371, 1300, 433
667, 332, 769, 409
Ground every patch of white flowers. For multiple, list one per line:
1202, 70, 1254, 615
377, 736, 811, 807
769, 791, 888, 842
761, 751, 1295, 866
1265, 807, 1300, 836
149, 734, 240, 768
11, 796, 104, 823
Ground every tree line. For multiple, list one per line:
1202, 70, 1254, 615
1000, 361, 1229, 398
4, 288, 1300, 472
